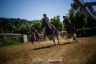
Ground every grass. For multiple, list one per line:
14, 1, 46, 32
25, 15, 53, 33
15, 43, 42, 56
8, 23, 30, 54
0, 39, 24, 47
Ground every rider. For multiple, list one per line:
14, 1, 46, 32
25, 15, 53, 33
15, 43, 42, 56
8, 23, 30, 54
41, 14, 49, 29
63, 16, 70, 31
63, 16, 75, 38
41, 14, 49, 38
41, 14, 58, 37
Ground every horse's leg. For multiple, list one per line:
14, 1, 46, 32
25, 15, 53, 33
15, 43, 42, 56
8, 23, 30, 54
34, 33, 36, 41
67, 34, 70, 38
67, 33, 71, 39
72, 34, 78, 42
31, 33, 36, 43
43, 28, 46, 39
52, 36, 56, 45
56, 34, 60, 44
66, 33, 69, 38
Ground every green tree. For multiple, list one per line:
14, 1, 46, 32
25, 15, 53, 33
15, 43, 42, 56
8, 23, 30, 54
31, 20, 41, 33
50, 16, 62, 31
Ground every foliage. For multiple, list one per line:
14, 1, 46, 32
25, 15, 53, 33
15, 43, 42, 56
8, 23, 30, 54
67, 2, 96, 37
50, 16, 62, 31
0, 16, 63, 34
0, 18, 32, 34
31, 20, 41, 33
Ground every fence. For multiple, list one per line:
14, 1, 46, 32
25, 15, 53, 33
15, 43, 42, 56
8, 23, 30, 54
0, 28, 96, 44
0, 33, 28, 43
77, 27, 96, 37
59, 27, 96, 37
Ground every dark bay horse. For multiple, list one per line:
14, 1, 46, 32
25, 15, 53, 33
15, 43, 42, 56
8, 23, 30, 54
66, 24, 77, 42
43, 23, 60, 45
30, 28, 40, 43
65, 21, 77, 42
63, 16, 78, 42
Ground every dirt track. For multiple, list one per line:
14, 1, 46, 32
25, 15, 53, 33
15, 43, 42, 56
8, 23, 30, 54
0, 36, 96, 64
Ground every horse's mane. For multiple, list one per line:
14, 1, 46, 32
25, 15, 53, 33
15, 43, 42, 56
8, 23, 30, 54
44, 23, 54, 35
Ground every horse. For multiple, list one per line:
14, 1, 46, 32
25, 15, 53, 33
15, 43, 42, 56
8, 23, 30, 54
63, 16, 78, 42
66, 25, 77, 42
65, 21, 78, 42
30, 28, 40, 43
43, 23, 60, 45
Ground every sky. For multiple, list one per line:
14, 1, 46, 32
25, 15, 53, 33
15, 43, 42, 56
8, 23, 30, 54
84, 0, 96, 2
0, 0, 72, 21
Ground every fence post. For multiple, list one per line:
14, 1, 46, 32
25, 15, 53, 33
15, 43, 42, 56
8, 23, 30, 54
22, 34, 28, 43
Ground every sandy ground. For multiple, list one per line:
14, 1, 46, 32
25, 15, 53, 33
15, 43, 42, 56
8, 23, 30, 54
0, 36, 96, 64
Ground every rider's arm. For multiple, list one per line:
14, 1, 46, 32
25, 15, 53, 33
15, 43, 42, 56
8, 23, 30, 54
45, 17, 49, 22
47, 17, 49, 21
